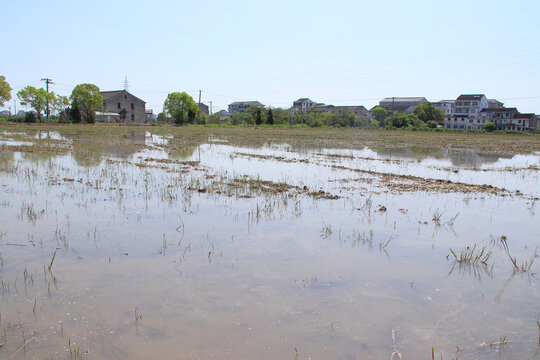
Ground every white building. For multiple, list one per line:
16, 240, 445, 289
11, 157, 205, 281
432, 100, 455, 115
228, 101, 265, 114
292, 98, 317, 113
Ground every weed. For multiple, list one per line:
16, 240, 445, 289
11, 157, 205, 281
134, 308, 142, 322
379, 235, 393, 251
500, 236, 537, 273
432, 209, 442, 225
449, 244, 493, 265
319, 220, 333, 240
489, 336, 507, 349
537, 313, 540, 344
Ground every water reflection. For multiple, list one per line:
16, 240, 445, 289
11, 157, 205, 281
0, 149, 14, 170
0, 129, 538, 359
376, 146, 510, 167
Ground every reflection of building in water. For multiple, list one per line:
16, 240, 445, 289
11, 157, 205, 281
65, 131, 148, 166
376, 147, 443, 161
440, 148, 507, 167
375, 147, 508, 167
123, 130, 146, 145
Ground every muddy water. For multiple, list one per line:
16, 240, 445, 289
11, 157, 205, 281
0, 130, 539, 359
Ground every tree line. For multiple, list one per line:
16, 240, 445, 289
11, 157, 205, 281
0, 76, 104, 123
0, 75, 498, 131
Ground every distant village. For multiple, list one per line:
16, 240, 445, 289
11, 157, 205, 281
2, 88, 538, 132
222, 94, 538, 132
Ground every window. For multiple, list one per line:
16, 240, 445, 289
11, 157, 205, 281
117, 102, 121, 109
131, 103, 134, 110
472, 102, 478, 106
124, 95, 127, 99
131, 114, 134, 121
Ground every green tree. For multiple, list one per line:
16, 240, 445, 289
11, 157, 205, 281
231, 112, 252, 125
119, 108, 127, 121
52, 95, 70, 114
17, 86, 54, 122
0, 76, 12, 107
70, 84, 103, 124
267, 108, 274, 125
371, 106, 387, 126
271, 108, 290, 125
164, 92, 198, 125
157, 112, 168, 123
385, 114, 413, 129
256, 108, 263, 125
426, 120, 438, 128
413, 102, 445, 125
484, 122, 496, 132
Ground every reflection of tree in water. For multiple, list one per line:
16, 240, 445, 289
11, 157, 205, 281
67, 130, 148, 167
375, 146, 508, 167
376, 146, 443, 161
0, 150, 14, 170
72, 144, 104, 167
21, 151, 59, 164
167, 135, 199, 160
441, 148, 508, 167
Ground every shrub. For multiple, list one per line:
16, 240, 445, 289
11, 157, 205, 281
24, 112, 36, 123
484, 122, 496, 132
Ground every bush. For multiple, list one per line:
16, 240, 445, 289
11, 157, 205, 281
24, 112, 37, 123
484, 122, 496, 132
427, 120, 438, 128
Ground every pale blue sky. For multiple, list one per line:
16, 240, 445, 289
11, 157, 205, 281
2, 0, 540, 114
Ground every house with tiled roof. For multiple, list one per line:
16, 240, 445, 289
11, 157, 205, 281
292, 98, 317, 113
378, 97, 427, 114
100, 90, 146, 123
228, 101, 265, 114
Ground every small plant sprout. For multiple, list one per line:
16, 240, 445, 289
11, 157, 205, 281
449, 244, 493, 265
537, 313, 540, 344
432, 209, 442, 225
134, 308, 142, 323
500, 236, 537, 273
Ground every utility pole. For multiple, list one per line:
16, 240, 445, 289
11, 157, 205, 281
41, 78, 54, 119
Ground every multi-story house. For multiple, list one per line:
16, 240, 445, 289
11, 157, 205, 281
198, 103, 209, 115
444, 94, 488, 129
378, 97, 427, 114
488, 99, 504, 108
432, 100, 455, 116
228, 101, 265, 114
101, 90, 146, 123
312, 105, 370, 117
477, 108, 535, 131
453, 94, 488, 119
292, 98, 317, 113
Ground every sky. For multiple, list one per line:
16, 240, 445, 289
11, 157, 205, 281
1, 0, 540, 115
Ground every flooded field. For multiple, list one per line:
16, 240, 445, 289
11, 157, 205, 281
0, 125, 539, 359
